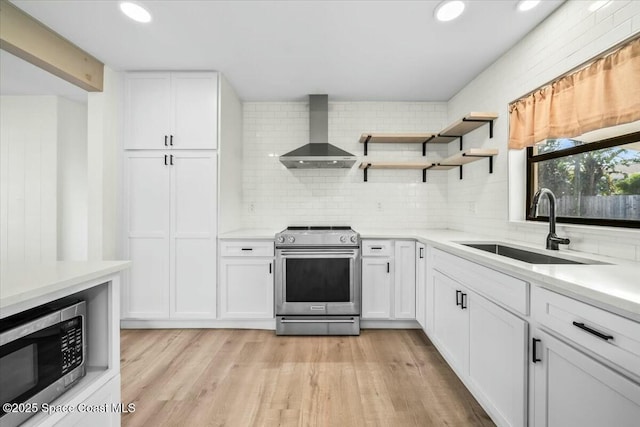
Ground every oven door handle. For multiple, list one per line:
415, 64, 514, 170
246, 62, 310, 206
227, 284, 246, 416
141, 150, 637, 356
278, 251, 358, 256
280, 318, 356, 324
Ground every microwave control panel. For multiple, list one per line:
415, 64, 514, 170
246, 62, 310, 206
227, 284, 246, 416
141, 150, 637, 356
61, 317, 83, 374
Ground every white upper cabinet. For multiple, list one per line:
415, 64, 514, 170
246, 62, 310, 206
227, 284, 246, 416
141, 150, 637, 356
125, 72, 218, 150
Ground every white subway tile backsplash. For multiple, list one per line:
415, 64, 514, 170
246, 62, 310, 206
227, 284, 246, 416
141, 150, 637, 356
241, 101, 447, 229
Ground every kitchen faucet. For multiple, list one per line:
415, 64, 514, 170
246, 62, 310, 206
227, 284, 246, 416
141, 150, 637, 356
530, 188, 570, 250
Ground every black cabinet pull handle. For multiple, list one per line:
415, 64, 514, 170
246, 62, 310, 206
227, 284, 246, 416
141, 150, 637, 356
456, 290, 462, 306
241, 248, 253, 251
164, 135, 168, 146
461, 292, 467, 309
387, 262, 390, 273
419, 247, 424, 259
164, 154, 168, 165
371, 246, 382, 250
532, 338, 541, 363
572, 321, 614, 341
170, 154, 174, 165
170, 134, 174, 146
269, 263, 272, 274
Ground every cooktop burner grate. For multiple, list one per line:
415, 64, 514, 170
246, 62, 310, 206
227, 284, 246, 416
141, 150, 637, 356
286, 226, 352, 231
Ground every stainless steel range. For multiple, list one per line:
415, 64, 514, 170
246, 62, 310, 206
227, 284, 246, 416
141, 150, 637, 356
275, 226, 361, 335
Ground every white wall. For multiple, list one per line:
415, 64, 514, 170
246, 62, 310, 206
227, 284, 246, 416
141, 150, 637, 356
241, 101, 449, 230
57, 97, 88, 260
88, 66, 123, 260
1, 96, 57, 264
447, 0, 640, 261
218, 74, 244, 233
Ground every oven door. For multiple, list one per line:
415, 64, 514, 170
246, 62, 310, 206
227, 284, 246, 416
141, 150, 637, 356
275, 247, 361, 316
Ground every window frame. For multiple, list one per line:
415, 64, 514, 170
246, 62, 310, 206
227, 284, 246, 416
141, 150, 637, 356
526, 131, 640, 229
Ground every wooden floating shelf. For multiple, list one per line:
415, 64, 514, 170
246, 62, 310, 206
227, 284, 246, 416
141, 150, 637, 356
358, 133, 436, 144
360, 112, 498, 155
431, 148, 498, 179
358, 148, 498, 182
358, 112, 498, 182
359, 161, 433, 182
359, 133, 436, 155
359, 161, 432, 170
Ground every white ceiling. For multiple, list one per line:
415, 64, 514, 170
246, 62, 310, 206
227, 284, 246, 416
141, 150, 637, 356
8, 0, 565, 102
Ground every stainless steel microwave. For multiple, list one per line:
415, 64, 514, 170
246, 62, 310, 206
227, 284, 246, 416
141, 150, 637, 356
0, 299, 86, 427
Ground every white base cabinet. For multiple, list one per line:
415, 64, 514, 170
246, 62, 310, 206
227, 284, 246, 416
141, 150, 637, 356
361, 257, 392, 319
415, 243, 426, 329
532, 329, 640, 427
219, 240, 274, 319
430, 258, 527, 427
123, 151, 217, 320
361, 240, 415, 320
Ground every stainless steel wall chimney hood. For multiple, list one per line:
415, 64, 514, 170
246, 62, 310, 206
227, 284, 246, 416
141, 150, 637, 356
279, 95, 357, 169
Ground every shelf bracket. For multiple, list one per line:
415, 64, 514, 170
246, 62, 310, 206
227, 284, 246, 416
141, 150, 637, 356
363, 135, 371, 156
422, 135, 435, 156
460, 135, 463, 151
422, 168, 427, 183
461, 117, 495, 139
489, 156, 493, 173
459, 165, 463, 180
363, 163, 371, 182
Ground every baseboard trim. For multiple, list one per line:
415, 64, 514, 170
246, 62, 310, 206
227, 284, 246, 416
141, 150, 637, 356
121, 318, 420, 330
120, 319, 276, 329
361, 319, 420, 329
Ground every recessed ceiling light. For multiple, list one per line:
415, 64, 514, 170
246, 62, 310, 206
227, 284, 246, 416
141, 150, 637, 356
588, 0, 612, 12
120, 2, 152, 23
517, 0, 540, 12
434, 1, 466, 22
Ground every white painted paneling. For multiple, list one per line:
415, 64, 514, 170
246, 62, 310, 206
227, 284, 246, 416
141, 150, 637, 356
218, 74, 244, 233
0, 96, 57, 264
57, 97, 88, 260
88, 67, 123, 261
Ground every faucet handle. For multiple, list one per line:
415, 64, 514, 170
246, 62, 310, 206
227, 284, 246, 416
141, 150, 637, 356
548, 234, 570, 246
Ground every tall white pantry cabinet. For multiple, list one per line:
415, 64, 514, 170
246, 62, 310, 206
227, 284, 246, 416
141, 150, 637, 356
122, 72, 218, 320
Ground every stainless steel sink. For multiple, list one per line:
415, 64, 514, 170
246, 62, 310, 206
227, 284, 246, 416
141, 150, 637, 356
460, 243, 606, 265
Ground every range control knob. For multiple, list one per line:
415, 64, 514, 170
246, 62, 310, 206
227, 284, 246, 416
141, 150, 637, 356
287, 235, 295, 243
340, 235, 348, 243
276, 236, 285, 244
350, 235, 358, 243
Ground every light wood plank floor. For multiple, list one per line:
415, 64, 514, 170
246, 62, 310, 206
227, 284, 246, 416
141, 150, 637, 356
120, 329, 494, 427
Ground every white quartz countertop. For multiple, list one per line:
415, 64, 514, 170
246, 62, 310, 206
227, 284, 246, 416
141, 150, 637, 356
360, 228, 640, 322
219, 227, 640, 321
0, 261, 131, 317
218, 229, 280, 239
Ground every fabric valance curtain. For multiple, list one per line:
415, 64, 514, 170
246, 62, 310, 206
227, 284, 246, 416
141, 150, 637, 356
508, 36, 640, 150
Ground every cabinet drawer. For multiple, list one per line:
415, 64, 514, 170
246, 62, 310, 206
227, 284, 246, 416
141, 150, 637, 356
533, 286, 640, 379
433, 248, 529, 316
220, 240, 274, 257
362, 240, 393, 257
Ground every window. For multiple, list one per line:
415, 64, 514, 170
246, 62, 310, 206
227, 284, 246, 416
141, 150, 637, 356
527, 131, 640, 228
